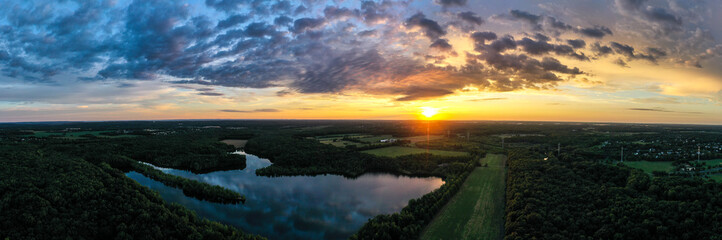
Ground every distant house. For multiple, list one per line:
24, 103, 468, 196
380, 138, 397, 143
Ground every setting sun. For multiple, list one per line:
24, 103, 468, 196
421, 107, 439, 118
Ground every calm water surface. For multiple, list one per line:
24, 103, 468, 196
126, 152, 443, 240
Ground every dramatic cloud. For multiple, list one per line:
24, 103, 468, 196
430, 39, 453, 52
217, 14, 250, 29
405, 12, 446, 40
610, 42, 665, 63
221, 109, 281, 113
627, 107, 702, 114
509, 10, 542, 29
576, 26, 613, 38
567, 39, 586, 49
435, 0, 468, 8
0, 0, 701, 105
457, 11, 484, 25
293, 18, 326, 34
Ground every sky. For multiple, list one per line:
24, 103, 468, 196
1, 0, 722, 124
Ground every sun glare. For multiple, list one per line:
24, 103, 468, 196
420, 107, 439, 118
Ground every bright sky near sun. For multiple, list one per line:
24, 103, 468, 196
1, 0, 722, 124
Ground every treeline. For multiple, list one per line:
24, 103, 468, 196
122, 134, 246, 173
130, 161, 245, 204
39, 132, 247, 173
245, 135, 374, 177
351, 157, 478, 239
505, 149, 722, 239
0, 146, 263, 240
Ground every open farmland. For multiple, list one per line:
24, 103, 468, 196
361, 146, 468, 158
420, 154, 506, 240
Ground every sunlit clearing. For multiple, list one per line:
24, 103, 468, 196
421, 107, 439, 118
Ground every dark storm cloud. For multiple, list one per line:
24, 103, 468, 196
540, 57, 583, 74
645, 7, 681, 25
245, 22, 277, 37
591, 43, 614, 57
457, 11, 484, 25
435, 0, 467, 8
220, 109, 281, 113
628, 108, 671, 112
292, 18, 326, 34
487, 36, 517, 52
567, 39, 586, 49
577, 26, 613, 38
509, 10, 542, 29
274, 16, 293, 26
324, 6, 360, 20
470, 32, 497, 44
532, 33, 550, 42
205, 0, 288, 15
544, 16, 572, 31
516, 37, 589, 61
609, 42, 664, 63
198, 92, 224, 96
627, 107, 702, 114
405, 13, 447, 40
647, 47, 667, 58
271, 1, 293, 14
610, 42, 636, 58
430, 39, 453, 52
217, 14, 250, 29
360, 1, 394, 24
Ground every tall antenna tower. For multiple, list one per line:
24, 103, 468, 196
698, 146, 701, 162
557, 143, 560, 156
620, 146, 624, 162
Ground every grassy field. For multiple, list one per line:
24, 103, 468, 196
22, 130, 137, 139
361, 146, 468, 158
709, 175, 722, 182
402, 135, 444, 144
357, 134, 393, 143
624, 159, 722, 174
420, 154, 507, 240
220, 139, 248, 148
320, 140, 366, 148
623, 161, 675, 174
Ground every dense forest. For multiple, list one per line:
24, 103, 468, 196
504, 149, 722, 239
0, 145, 263, 240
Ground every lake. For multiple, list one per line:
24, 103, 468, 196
126, 152, 443, 240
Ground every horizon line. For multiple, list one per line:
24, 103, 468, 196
1, 118, 721, 127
